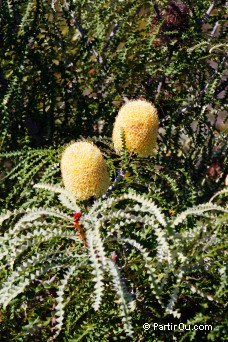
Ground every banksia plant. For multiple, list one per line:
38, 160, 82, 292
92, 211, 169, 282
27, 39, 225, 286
61, 141, 110, 200
112, 100, 159, 157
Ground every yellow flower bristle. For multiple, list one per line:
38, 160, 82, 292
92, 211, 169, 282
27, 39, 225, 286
61, 141, 110, 200
112, 99, 159, 157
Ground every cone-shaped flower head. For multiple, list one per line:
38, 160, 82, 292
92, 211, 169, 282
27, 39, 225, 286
112, 100, 159, 157
61, 142, 110, 200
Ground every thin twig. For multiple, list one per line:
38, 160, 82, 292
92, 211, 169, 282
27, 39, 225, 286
201, 0, 218, 24
103, 22, 120, 53
73, 18, 130, 100
214, 80, 228, 96
176, 56, 227, 116
153, 3, 162, 21
102, 168, 125, 199
155, 81, 163, 99
74, 19, 103, 63
210, 22, 220, 37
175, 13, 227, 116
155, 51, 173, 100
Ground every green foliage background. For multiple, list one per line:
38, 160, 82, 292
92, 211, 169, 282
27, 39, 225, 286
0, 0, 227, 341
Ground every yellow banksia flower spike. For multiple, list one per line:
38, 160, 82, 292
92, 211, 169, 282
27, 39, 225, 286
61, 141, 110, 200
112, 99, 159, 157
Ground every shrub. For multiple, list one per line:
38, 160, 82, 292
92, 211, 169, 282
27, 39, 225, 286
0, 0, 227, 340
0, 181, 227, 341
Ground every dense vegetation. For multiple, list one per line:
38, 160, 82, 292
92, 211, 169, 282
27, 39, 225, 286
0, 0, 227, 341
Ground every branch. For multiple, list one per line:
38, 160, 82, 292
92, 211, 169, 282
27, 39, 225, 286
74, 19, 103, 64
155, 50, 174, 99
214, 80, 228, 96
102, 22, 120, 53
210, 21, 220, 37
153, 3, 162, 21
101, 168, 125, 199
73, 18, 129, 101
175, 56, 227, 116
201, 0, 218, 24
